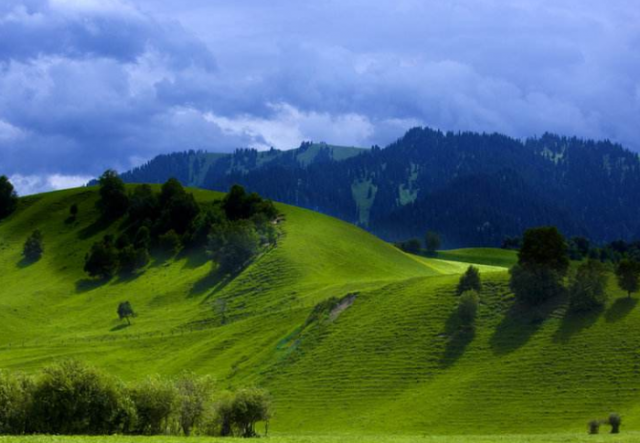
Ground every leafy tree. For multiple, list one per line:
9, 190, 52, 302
510, 227, 569, 304
128, 184, 159, 223
129, 376, 178, 435
569, 236, 590, 259
117, 301, 135, 325
69, 203, 79, 218
518, 227, 569, 275
157, 179, 200, 234
0, 175, 18, 220
209, 221, 260, 274
230, 387, 271, 437
457, 290, 479, 326
175, 373, 216, 436
159, 229, 181, 254
222, 184, 277, 221
22, 229, 44, 261
97, 170, 129, 219
509, 264, 564, 305
568, 259, 609, 312
615, 259, 640, 298
84, 238, 119, 279
30, 360, 135, 435
457, 265, 482, 295
425, 231, 441, 255
118, 246, 149, 274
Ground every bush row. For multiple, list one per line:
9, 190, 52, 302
0, 360, 271, 437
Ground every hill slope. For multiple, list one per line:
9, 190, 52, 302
1, 188, 640, 435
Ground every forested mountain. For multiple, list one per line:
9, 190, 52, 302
113, 128, 640, 247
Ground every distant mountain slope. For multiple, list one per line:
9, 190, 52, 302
113, 128, 640, 245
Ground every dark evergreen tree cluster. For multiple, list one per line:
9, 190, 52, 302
0, 361, 271, 437
85, 173, 278, 279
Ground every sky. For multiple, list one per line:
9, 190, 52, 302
1, 0, 639, 194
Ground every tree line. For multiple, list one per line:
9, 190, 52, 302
0, 360, 271, 437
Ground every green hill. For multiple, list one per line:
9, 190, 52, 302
0, 187, 638, 435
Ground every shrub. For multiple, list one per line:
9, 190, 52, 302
608, 413, 621, 434
175, 373, 216, 436
457, 290, 479, 326
588, 419, 601, 435
457, 265, 481, 295
22, 230, 44, 261
30, 360, 136, 435
129, 376, 178, 435
568, 259, 608, 312
0, 370, 34, 435
117, 301, 135, 325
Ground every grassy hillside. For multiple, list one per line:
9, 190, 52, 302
0, 187, 638, 436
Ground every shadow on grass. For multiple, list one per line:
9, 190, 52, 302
150, 249, 175, 268
110, 323, 130, 332
490, 296, 563, 356
113, 271, 143, 285
190, 268, 234, 298
181, 248, 210, 270
75, 277, 109, 293
17, 256, 40, 268
605, 297, 638, 323
439, 309, 475, 368
78, 217, 115, 240
553, 305, 603, 343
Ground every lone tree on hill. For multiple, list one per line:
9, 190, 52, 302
97, 170, 129, 219
509, 226, 569, 305
568, 259, 609, 311
615, 259, 640, 298
457, 265, 482, 295
0, 175, 18, 220
608, 413, 621, 434
23, 230, 44, 261
425, 231, 441, 255
117, 301, 135, 325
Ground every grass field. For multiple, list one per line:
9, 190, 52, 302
0, 434, 638, 443
1, 187, 639, 435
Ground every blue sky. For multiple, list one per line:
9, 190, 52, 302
1, 0, 639, 194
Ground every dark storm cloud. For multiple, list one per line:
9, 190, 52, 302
1, 0, 639, 193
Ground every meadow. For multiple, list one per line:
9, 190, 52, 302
1, 187, 639, 436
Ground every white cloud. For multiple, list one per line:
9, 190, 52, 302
9, 173, 92, 195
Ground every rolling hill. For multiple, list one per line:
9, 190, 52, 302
0, 187, 639, 435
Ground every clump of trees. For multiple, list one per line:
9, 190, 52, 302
425, 231, 441, 255
0, 361, 271, 437
588, 413, 621, 434
85, 173, 279, 280
0, 175, 18, 221
395, 230, 442, 255
22, 230, 44, 262
509, 227, 569, 305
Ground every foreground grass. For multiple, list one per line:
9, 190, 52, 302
0, 434, 638, 443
